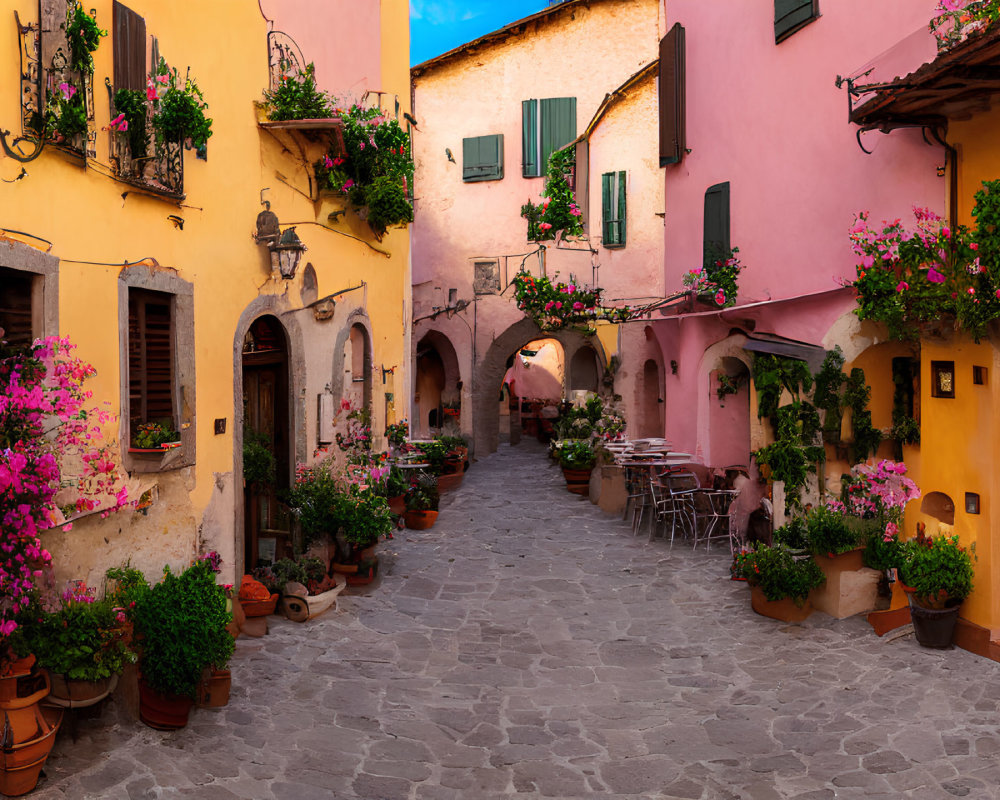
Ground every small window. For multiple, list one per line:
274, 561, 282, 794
703, 182, 731, 267
462, 134, 503, 182
602, 171, 626, 248
973, 365, 988, 385
658, 22, 686, 166
775, 0, 819, 44
128, 288, 175, 439
0, 268, 35, 349
931, 361, 955, 399
522, 97, 576, 177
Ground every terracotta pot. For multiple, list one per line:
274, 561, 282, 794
356, 544, 378, 562
138, 677, 194, 730
240, 593, 279, 617
0, 705, 62, 770
346, 558, 379, 586
198, 669, 231, 708
47, 673, 116, 705
388, 495, 406, 515
562, 467, 593, 495
0, 756, 51, 797
750, 585, 814, 622
437, 472, 464, 493
0, 669, 50, 712
815, 547, 864, 573
404, 509, 438, 529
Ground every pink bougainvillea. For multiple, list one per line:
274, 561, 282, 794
0, 337, 130, 637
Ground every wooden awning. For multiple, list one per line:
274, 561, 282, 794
850, 24, 1000, 128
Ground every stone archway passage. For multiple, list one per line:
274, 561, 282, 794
415, 330, 463, 437
473, 317, 605, 455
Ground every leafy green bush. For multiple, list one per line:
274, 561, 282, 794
899, 530, 975, 607
773, 516, 808, 550
17, 595, 135, 681
805, 506, 859, 557
262, 62, 332, 121
559, 440, 597, 470
340, 489, 393, 548
132, 560, 233, 698
112, 87, 149, 162
365, 175, 413, 235
740, 544, 825, 606
405, 473, 439, 511
65, 1, 105, 73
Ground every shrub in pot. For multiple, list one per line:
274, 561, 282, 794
804, 506, 860, 558
404, 475, 440, 529
558, 440, 596, 471
131, 556, 234, 728
740, 543, 825, 616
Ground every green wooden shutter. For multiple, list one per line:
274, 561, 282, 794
775, 0, 818, 43
703, 182, 731, 267
539, 97, 576, 174
601, 173, 613, 244
616, 170, 627, 246
522, 100, 538, 177
463, 134, 504, 182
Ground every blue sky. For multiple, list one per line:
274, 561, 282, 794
410, 1, 548, 65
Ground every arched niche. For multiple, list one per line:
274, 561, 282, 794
921, 491, 955, 526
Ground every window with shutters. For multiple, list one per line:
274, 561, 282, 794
119, 270, 195, 472
522, 97, 576, 178
113, 0, 146, 91
703, 182, 731, 268
602, 171, 627, 248
658, 23, 686, 167
462, 134, 503, 182
127, 289, 175, 438
0, 269, 36, 350
775, 0, 819, 43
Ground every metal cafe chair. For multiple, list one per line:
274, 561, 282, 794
622, 463, 653, 535
649, 471, 698, 545
693, 488, 739, 552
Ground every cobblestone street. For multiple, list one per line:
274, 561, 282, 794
34, 442, 1000, 800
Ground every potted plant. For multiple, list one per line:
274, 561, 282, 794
130, 556, 234, 729
740, 544, 826, 622
384, 466, 409, 514
16, 581, 135, 704
341, 489, 393, 559
285, 459, 343, 549
150, 59, 212, 149
559, 440, 596, 495
384, 419, 409, 451
404, 475, 440, 530
898, 525, 975, 648
131, 421, 180, 452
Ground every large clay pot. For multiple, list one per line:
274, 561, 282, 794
240, 593, 279, 617
907, 595, 961, 648
388, 495, 406, 515
138, 677, 194, 730
750, 585, 814, 622
47, 673, 116, 705
562, 467, 593, 495
198, 669, 231, 708
404, 509, 438, 530
437, 472, 464, 493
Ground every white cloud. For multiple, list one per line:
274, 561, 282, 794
411, 0, 484, 27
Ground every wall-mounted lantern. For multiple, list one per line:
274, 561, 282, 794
254, 202, 307, 279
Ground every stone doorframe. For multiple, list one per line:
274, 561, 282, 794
231, 296, 307, 573
472, 317, 606, 455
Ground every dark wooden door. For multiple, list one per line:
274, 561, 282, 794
242, 355, 291, 571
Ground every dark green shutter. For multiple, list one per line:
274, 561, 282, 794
522, 100, 538, 177
616, 171, 627, 246
463, 134, 504, 182
775, 0, 818, 43
539, 97, 576, 174
601, 173, 613, 244
703, 182, 731, 267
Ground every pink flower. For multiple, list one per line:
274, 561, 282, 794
862, 254, 875, 269
341, 179, 355, 193
58, 82, 76, 101
539, 222, 552, 231
572, 302, 584, 311
554, 301, 562, 310
883, 521, 899, 543
968, 287, 976, 295
927, 268, 945, 283
970, 242, 979, 250
896, 281, 909, 292
567, 285, 576, 293
714, 290, 726, 305
544, 301, 554, 311
323, 155, 334, 169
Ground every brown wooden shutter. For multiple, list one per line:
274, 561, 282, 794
113, 1, 147, 91
128, 290, 174, 428
659, 23, 686, 167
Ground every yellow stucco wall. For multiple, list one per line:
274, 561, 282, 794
1, 0, 410, 585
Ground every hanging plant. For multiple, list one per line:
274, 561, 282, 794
512, 273, 630, 332
150, 59, 212, 149
111, 87, 149, 162
47, 82, 87, 141
261, 62, 333, 121
520, 148, 584, 242
65, 1, 106, 75
683, 247, 745, 307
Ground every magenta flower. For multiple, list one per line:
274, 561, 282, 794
58, 82, 77, 101
715, 290, 726, 305
572, 302, 584, 311
926, 268, 945, 283
896, 281, 909, 292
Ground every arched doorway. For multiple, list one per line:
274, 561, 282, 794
709, 356, 751, 467
640, 358, 664, 438
344, 323, 372, 412
414, 331, 462, 437
503, 338, 565, 442
241, 315, 292, 570
569, 345, 600, 396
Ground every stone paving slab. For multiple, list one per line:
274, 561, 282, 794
30, 441, 1000, 799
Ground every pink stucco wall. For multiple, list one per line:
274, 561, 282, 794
260, 0, 382, 102
662, 0, 942, 303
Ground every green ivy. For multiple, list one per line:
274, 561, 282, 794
152, 60, 212, 149
65, 1, 105, 75
752, 353, 812, 420
844, 368, 882, 463
112, 87, 149, 162
521, 148, 584, 242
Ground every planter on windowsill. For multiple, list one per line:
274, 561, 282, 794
128, 441, 181, 454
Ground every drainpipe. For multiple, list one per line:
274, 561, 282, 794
929, 125, 959, 233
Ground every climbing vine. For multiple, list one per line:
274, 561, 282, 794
521, 148, 584, 242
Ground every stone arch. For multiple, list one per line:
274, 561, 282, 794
330, 309, 374, 412
232, 296, 307, 572
415, 329, 462, 436
699, 334, 753, 469
473, 317, 605, 455
568, 344, 601, 395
